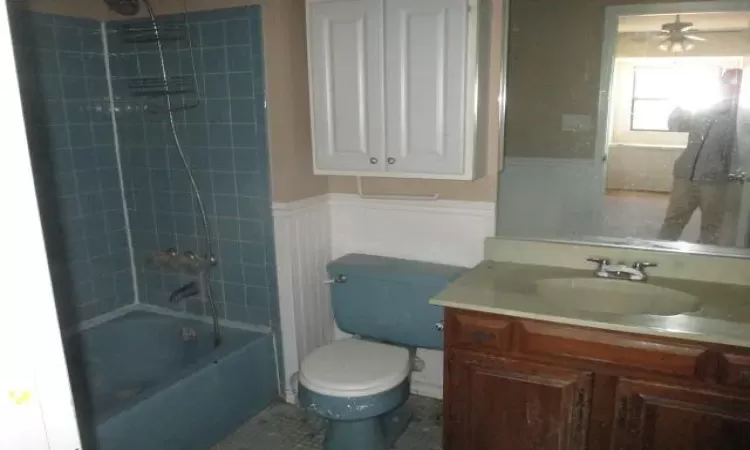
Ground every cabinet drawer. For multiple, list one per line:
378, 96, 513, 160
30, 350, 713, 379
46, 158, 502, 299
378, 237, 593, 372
446, 311, 512, 352
516, 321, 708, 379
719, 352, 750, 389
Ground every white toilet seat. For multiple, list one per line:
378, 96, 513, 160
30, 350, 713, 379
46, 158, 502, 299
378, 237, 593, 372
300, 339, 411, 398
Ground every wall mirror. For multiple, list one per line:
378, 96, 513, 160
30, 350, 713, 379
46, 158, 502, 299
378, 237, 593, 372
496, 0, 750, 256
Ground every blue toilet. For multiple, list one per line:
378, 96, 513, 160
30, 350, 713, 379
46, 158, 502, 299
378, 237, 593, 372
298, 254, 465, 450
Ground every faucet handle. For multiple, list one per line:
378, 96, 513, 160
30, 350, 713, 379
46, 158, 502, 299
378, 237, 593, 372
587, 257, 610, 268
632, 261, 658, 271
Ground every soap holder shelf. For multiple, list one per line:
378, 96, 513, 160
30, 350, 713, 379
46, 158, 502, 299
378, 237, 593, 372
146, 251, 214, 274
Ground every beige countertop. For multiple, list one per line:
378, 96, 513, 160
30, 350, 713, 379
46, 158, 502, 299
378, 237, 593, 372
430, 260, 750, 348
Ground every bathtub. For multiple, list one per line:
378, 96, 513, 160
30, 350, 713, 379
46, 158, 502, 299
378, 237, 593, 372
65, 310, 278, 450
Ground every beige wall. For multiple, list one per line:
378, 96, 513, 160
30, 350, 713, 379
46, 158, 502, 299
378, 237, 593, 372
256, 0, 329, 202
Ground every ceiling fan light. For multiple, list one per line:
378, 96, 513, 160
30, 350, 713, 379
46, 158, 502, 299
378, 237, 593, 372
658, 41, 671, 51
683, 41, 695, 51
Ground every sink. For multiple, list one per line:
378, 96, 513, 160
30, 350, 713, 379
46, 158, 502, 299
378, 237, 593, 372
535, 278, 700, 316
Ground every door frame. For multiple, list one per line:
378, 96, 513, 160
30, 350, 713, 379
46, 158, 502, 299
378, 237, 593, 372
733, 62, 750, 247
0, 6, 82, 450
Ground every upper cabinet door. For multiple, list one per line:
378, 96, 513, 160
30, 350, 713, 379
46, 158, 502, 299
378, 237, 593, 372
384, 0, 471, 177
308, 0, 385, 173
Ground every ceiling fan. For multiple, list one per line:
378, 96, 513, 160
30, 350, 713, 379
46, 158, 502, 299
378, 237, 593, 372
658, 14, 707, 52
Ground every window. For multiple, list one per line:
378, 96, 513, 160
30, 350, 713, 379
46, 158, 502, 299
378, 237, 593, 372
630, 65, 723, 131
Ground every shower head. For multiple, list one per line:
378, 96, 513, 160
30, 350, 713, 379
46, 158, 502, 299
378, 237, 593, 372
104, 0, 140, 16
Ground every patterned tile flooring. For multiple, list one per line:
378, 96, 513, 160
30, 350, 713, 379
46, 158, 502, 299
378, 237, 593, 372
214, 396, 442, 450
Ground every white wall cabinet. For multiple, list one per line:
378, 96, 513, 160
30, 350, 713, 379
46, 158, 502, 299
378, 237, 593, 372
307, 0, 482, 180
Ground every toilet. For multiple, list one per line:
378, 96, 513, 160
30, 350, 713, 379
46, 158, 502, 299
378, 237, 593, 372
298, 254, 465, 450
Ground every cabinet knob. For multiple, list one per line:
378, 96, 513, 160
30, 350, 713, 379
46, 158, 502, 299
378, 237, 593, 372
387, 157, 396, 165
369, 157, 378, 164
435, 320, 444, 332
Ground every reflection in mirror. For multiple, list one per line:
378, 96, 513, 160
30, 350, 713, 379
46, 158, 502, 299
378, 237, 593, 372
496, 0, 750, 255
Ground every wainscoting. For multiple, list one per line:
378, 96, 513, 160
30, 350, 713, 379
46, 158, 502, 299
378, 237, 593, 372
496, 157, 600, 239
272, 195, 333, 402
328, 194, 495, 266
273, 194, 495, 401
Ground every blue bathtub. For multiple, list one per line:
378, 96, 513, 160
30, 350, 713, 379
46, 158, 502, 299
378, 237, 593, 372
65, 310, 278, 450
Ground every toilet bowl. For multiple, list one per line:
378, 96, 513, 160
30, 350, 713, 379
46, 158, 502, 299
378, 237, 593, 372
299, 339, 412, 450
297, 254, 466, 450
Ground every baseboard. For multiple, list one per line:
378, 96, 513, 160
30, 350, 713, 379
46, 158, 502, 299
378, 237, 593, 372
283, 388, 297, 405
411, 380, 443, 400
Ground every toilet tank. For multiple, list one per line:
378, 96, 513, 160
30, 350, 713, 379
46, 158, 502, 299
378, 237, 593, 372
327, 254, 467, 350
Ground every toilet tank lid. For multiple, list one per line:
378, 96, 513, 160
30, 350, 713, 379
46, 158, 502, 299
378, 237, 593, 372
327, 254, 467, 286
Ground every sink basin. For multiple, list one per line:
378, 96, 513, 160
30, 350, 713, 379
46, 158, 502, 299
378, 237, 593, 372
535, 278, 700, 316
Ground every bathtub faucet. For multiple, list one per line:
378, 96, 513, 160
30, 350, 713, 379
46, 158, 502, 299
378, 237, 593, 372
169, 281, 200, 303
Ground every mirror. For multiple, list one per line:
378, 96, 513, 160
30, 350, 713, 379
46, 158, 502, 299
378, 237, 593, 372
496, 0, 750, 255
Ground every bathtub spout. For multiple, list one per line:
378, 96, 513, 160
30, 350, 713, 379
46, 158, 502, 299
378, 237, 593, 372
169, 281, 200, 303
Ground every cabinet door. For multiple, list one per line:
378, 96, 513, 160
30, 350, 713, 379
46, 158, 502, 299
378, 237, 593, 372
445, 350, 592, 450
611, 379, 750, 450
384, 0, 470, 176
308, 0, 384, 173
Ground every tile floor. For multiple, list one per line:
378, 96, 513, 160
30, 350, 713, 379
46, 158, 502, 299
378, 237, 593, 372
215, 396, 443, 450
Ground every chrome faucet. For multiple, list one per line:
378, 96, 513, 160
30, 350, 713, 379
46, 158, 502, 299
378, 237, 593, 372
587, 257, 657, 282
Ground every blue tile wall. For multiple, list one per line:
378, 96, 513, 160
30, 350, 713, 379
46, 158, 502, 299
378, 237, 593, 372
108, 6, 278, 329
10, 9, 134, 328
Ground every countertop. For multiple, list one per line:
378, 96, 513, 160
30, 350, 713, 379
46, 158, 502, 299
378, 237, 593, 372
430, 260, 750, 348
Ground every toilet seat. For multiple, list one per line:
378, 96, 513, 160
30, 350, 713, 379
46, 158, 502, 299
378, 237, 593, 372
300, 339, 411, 397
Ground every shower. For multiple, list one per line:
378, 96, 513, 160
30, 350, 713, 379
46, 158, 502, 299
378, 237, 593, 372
7, 1, 283, 446
107, 0, 221, 346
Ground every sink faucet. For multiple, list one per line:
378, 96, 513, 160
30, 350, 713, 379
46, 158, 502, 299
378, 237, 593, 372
587, 257, 657, 282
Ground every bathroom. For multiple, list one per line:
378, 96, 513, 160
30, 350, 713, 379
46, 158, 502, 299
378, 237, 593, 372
2, 0, 750, 449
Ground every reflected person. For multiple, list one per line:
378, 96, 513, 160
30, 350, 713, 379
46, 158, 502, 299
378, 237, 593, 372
658, 69, 743, 245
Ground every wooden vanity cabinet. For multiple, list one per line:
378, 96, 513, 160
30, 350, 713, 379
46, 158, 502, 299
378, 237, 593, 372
443, 309, 750, 450
611, 380, 750, 449
445, 350, 592, 450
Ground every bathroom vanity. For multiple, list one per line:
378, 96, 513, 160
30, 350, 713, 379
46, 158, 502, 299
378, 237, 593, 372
434, 255, 750, 450
419, 0, 750, 444
442, 309, 750, 450
434, 0, 750, 445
